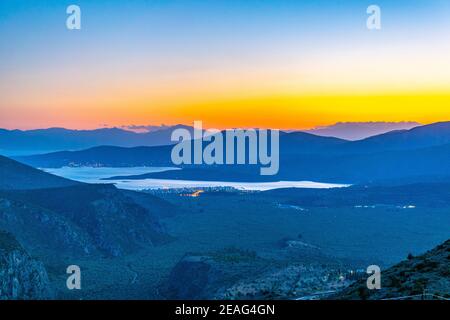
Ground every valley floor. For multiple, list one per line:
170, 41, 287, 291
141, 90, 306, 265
47, 189, 450, 300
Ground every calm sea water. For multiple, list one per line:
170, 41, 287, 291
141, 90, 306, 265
43, 167, 350, 191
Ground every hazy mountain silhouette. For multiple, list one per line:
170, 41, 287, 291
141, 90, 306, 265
336, 121, 450, 153
5, 122, 448, 157
304, 122, 420, 141
0, 125, 193, 156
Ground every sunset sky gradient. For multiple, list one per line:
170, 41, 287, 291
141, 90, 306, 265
1, 0, 450, 129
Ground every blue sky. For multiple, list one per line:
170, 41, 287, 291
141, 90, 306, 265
1, 1, 450, 129
2, 0, 447, 72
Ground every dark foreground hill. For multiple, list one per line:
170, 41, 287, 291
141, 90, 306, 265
0, 184, 174, 257
335, 239, 450, 300
0, 156, 176, 258
0, 155, 79, 190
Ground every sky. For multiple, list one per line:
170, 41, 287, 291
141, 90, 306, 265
1, 0, 450, 130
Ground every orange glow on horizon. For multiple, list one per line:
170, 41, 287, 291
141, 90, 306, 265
125, 92, 450, 130
2, 91, 450, 130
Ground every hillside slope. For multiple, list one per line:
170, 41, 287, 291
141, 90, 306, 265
0, 156, 175, 257
0, 185, 174, 257
335, 239, 450, 300
341, 121, 450, 153
0, 155, 79, 190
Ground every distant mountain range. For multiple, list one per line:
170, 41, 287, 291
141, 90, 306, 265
14, 132, 345, 168
335, 121, 450, 153
0, 125, 192, 156
0, 122, 425, 156
304, 122, 420, 141
14, 121, 450, 184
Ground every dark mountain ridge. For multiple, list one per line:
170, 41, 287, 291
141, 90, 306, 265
12, 121, 450, 184
101, 142, 450, 184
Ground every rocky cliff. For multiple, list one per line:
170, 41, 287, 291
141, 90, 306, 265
335, 239, 450, 300
0, 230, 53, 300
